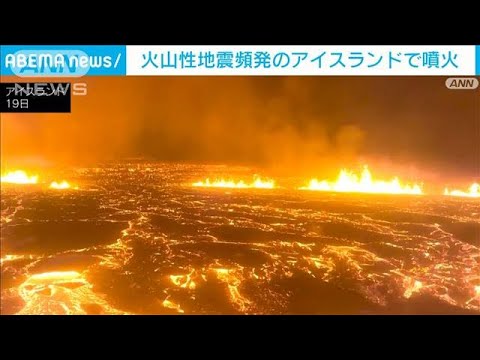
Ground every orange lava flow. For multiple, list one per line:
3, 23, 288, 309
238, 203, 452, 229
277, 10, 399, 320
1, 170, 38, 184
192, 176, 275, 189
300, 166, 423, 195
212, 267, 251, 312
444, 183, 479, 198
15, 271, 127, 315
162, 298, 185, 313
170, 269, 197, 290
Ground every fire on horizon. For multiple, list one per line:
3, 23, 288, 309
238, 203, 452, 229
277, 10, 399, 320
0, 170, 78, 190
49, 180, 78, 190
444, 183, 480, 198
0, 170, 38, 184
299, 166, 423, 195
1, 168, 478, 196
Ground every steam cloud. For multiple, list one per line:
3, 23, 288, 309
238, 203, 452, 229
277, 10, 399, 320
1, 77, 478, 179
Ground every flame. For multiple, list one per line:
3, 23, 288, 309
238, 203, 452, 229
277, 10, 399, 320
49, 180, 78, 190
444, 183, 479, 198
192, 176, 275, 189
300, 166, 423, 195
1, 170, 38, 184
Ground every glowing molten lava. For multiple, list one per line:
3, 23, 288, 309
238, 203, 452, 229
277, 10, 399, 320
49, 180, 78, 190
212, 267, 251, 312
444, 183, 479, 198
300, 166, 423, 195
192, 176, 275, 189
162, 298, 185, 313
403, 278, 423, 299
170, 270, 196, 290
16, 271, 126, 315
1, 170, 38, 184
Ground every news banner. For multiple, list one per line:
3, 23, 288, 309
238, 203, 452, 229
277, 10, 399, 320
1, 45, 479, 113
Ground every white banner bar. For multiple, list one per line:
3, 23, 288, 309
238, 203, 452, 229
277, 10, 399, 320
126, 45, 476, 76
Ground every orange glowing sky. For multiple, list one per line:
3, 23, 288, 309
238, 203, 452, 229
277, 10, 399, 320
1, 77, 478, 181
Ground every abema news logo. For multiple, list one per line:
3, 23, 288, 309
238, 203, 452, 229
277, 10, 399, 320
0, 45, 126, 77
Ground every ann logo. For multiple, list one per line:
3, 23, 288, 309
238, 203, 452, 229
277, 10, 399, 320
445, 77, 479, 90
